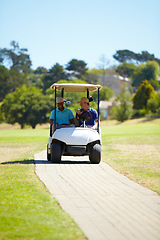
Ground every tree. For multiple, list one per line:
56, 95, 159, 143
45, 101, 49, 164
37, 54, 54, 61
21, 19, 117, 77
0, 41, 32, 73
49, 63, 66, 82
33, 66, 48, 74
133, 80, 155, 110
113, 49, 160, 65
9, 67, 27, 91
147, 91, 160, 115
1, 85, 51, 128
97, 55, 110, 84
86, 68, 103, 84
92, 86, 114, 102
132, 61, 159, 89
115, 62, 136, 79
111, 84, 133, 122
113, 50, 136, 63
66, 59, 88, 79
42, 63, 66, 92
0, 65, 27, 100
136, 51, 159, 64
27, 73, 43, 89
0, 66, 10, 101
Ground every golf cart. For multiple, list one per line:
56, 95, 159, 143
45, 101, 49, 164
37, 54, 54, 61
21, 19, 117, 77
47, 83, 102, 164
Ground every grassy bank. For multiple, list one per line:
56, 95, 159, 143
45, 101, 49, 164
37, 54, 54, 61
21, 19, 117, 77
0, 125, 86, 240
101, 118, 160, 194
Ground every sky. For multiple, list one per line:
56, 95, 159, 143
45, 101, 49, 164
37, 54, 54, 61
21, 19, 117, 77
0, 0, 160, 70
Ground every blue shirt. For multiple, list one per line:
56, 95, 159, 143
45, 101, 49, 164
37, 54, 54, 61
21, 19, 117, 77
50, 107, 74, 125
79, 107, 98, 126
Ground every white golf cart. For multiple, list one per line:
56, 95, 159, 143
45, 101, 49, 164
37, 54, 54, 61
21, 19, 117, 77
47, 83, 102, 164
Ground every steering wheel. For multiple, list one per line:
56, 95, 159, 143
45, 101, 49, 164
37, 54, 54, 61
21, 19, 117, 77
78, 111, 92, 122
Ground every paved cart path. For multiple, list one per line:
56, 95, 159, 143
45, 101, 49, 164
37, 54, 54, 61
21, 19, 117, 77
34, 150, 160, 240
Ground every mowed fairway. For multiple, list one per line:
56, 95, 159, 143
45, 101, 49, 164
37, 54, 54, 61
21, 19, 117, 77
0, 118, 160, 239
101, 118, 160, 195
0, 124, 86, 240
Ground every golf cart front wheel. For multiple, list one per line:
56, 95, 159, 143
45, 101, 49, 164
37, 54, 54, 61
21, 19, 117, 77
51, 142, 62, 163
89, 144, 101, 164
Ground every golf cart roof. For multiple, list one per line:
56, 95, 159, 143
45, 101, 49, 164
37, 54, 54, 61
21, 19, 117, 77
51, 83, 102, 92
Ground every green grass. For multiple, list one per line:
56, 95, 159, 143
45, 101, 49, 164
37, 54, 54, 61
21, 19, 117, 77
101, 118, 160, 194
0, 126, 86, 240
0, 118, 160, 239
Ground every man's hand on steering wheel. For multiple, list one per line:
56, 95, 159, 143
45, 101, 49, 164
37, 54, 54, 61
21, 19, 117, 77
76, 110, 92, 122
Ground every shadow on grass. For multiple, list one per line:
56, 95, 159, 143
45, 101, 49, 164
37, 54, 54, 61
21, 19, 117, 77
140, 116, 160, 122
1, 159, 91, 165
1, 159, 34, 165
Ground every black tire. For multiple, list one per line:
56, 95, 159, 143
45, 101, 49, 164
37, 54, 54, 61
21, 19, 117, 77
89, 144, 101, 164
51, 142, 62, 163
47, 144, 51, 161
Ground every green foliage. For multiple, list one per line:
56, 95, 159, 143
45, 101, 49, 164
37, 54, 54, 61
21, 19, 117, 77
113, 49, 137, 63
92, 86, 114, 102
0, 66, 28, 100
133, 80, 155, 110
33, 66, 48, 74
9, 66, 28, 89
0, 41, 32, 73
137, 51, 160, 64
66, 59, 88, 79
1, 85, 51, 128
111, 84, 133, 122
113, 49, 160, 65
0, 66, 10, 101
85, 68, 101, 84
49, 63, 66, 82
27, 73, 44, 89
87, 68, 104, 75
147, 91, 160, 115
41, 63, 66, 92
115, 62, 136, 78
132, 61, 159, 89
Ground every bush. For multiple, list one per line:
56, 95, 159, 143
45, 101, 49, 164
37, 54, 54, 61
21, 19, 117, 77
147, 91, 160, 116
111, 84, 133, 122
1, 85, 51, 128
133, 80, 155, 110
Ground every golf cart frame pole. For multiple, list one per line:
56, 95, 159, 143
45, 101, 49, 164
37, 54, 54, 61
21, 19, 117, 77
97, 88, 100, 133
87, 89, 89, 98
61, 88, 64, 98
54, 87, 57, 132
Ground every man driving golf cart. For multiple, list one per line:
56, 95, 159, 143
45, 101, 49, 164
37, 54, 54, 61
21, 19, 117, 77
75, 97, 98, 130
47, 83, 102, 164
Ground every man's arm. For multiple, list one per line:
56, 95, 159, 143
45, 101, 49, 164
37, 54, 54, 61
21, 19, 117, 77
50, 118, 54, 125
91, 119, 98, 130
50, 118, 59, 126
69, 118, 75, 124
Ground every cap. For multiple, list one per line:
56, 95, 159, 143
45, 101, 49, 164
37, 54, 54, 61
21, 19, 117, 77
77, 97, 89, 104
56, 97, 64, 103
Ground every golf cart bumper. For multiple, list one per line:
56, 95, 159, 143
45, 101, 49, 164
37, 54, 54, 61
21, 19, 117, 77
64, 145, 87, 156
